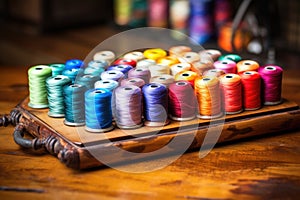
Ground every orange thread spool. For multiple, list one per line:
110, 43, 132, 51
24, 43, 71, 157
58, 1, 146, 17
194, 76, 223, 119
237, 60, 260, 73
220, 74, 243, 114
157, 56, 179, 66
175, 70, 199, 87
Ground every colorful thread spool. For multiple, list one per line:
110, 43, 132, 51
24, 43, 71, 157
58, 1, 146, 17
218, 54, 242, 63
128, 68, 151, 84
84, 60, 107, 76
237, 60, 260, 73
258, 65, 283, 105
214, 60, 237, 74
113, 58, 137, 67
93, 50, 116, 64
28, 65, 52, 108
203, 69, 225, 78
62, 68, 81, 83
107, 64, 133, 77
191, 60, 214, 75
178, 52, 200, 63
85, 88, 114, 133
175, 70, 199, 86
121, 77, 145, 88
115, 85, 143, 129
169, 45, 192, 57
63, 84, 87, 126
136, 59, 156, 69
168, 81, 196, 121
142, 83, 169, 126
75, 74, 100, 90
239, 71, 261, 110
157, 56, 179, 66
65, 59, 83, 70
170, 62, 191, 76
123, 51, 145, 61
150, 74, 175, 88
148, 0, 169, 27
195, 76, 223, 119
199, 49, 222, 61
149, 64, 170, 77
220, 74, 243, 114
49, 63, 65, 76
101, 70, 125, 82
143, 48, 167, 60
46, 75, 72, 117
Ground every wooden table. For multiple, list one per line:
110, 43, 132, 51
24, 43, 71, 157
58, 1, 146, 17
0, 63, 300, 199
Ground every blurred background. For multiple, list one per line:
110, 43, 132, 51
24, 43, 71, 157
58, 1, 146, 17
0, 0, 299, 67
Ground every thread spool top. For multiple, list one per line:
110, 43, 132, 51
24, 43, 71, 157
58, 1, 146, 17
220, 73, 241, 85
203, 69, 225, 77
175, 70, 199, 81
142, 82, 167, 94
136, 59, 156, 69
94, 79, 119, 91
150, 74, 174, 86
101, 70, 125, 81
195, 76, 219, 87
258, 65, 283, 76
93, 50, 115, 63
237, 60, 260, 73
63, 84, 87, 94
115, 85, 141, 96
85, 88, 112, 99
28, 65, 52, 76
157, 56, 179, 66
46, 75, 71, 86
199, 49, 221, 61
169, 45, 192, 57
239, 71, 261, 80
121, 77, 145, 88
112, 58, 137, 67
179, 52, 200, 63
123, 51, 145, 61
218, 54, 242, 63
65, 59, 83, 70
143, 48, 167, 60
214, 60, 236, 69
88, 60, 108, 69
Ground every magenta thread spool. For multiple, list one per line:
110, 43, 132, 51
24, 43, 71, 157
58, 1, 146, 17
258, 65, 283, 105
214, 60, 237, 74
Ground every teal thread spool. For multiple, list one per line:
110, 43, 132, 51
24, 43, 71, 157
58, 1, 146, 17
49, 63, 65, 76
218, 54, 242, 63
46, 75, 72, 117
28, 65, 52, 108
84, 60, 107, 76
75, 74, 100, 90
62, 68, 81, 83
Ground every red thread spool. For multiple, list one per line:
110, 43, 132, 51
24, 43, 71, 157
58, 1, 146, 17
237, 60, 259, 73
113, 58, 137, 67
214, 60, 237, 74
168, 81, 196, 121
220, 74, 243, 114
258, 65, 283, 105
239, 71, 261, 110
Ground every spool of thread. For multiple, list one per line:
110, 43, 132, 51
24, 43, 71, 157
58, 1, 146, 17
148, 0, 169, 27
142, 83, 169, 126
150, 74, 175, 88
143, 48, 167, 60
49, 64, 65, 76
107, 64, 133, 77
62, 68, 81, 83
63, 84, 87, 126
214, 60, 237, 74
93, 50, 116, 64
28, 65, 52, 108
218, 54, 242, 63
128, 0, 147, 28
157, 56, 179, 66
112, 58, 137, 67
258, 65, 283, 105
85, 88, 114, 133
123, 51, 145, 61
203, 69, 225, 78
75, 74, 100, 90
170, 0, 190, 39
168, 81, 196, 121
169, 45, 192, 57
191, 60, 214, 75
170, 62, 191, 76
237, 60, 260, 73
115, 85, 143, 129
239, 71, 261, 110
101, 70, 125, 82
220, 74, 243, 114
46, 75, 72, 117
136, 59, 156, 69
128, 68, 151, 84
194, 76, 223, 119
199, 49, 222, 61
175, 70, 199, 86
114, 0, 131, 26
121, 77, 145, 88
84, 60, 107, 76
214, 0, 232, 34
149, 64, 170, 77
178, 52, 200, 63
65, 59, 83, 70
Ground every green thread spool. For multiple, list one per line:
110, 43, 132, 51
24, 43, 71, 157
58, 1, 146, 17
49, 64, 65, 76
218, 54, 242, 63
46, 75, 72, 117
28, 65, 52, 108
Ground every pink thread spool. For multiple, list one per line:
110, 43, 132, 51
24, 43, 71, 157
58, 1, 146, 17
258, 65, 283, 105
214, 60, 237, 74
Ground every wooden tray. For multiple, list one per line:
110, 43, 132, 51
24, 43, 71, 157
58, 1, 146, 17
11, 96, 300, 170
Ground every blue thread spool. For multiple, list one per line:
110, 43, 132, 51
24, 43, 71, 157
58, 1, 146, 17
63, 84, 87, 126
49, 63, 65, 76
142, 83, 169, 126
84, 60, 107, 76
62, 68, 81, 83
85, 88, 114, 133
107, 64, 133, 78
65, 59, 83, 70
75, 74, 100, 90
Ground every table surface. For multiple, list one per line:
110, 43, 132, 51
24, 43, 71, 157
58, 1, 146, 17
0, 59, 300, 199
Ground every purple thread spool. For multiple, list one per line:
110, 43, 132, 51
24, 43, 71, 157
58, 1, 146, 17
121, 77, 145, 88
214, 60, 237, 74
128, 68, 151, 84
258, 65, 283, 105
